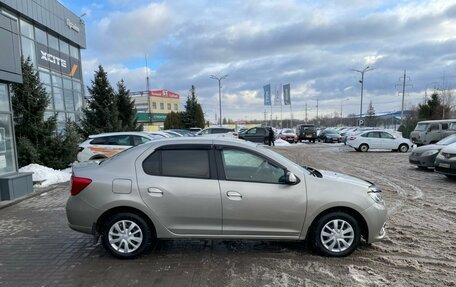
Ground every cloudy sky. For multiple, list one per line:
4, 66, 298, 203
61, 0, 456, 122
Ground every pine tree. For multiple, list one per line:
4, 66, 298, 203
116, 79, 141, 131
365, 100, 376, 127
418, 93, 445, 120
80, 65, 120, 137
183, 85, 205, 129
164, 111, 185, 129
11, 57, 57, 167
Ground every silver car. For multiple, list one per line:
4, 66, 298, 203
66, 138, 387, 258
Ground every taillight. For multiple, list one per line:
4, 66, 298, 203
71, 176, 92, 196
349, 136, 357, 140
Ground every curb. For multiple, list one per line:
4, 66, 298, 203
0, 182, 69, 210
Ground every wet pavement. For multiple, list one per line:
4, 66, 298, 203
0, 143, 455, 286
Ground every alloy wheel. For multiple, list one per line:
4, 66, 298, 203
108, 220, 143, 254
320, 219, 355, 253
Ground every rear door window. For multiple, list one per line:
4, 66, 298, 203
106, 135, 131, 146
442, 123, 448, 130
162, 150, 210, 179
132, 135, 151, 146
90, 137, 107, 145
367, 132, 381, 138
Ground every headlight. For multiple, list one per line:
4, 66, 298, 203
437, 151, 445, 159
368, 186, 384, 204
421, 149, 439, 156
368, 191, 384, 204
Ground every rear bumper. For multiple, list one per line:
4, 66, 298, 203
66, 195, 102, 235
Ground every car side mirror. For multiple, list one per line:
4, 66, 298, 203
286, 171, 298, 185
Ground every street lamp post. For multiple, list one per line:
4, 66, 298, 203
351, 66, 374, 126
210, 74, 228, 126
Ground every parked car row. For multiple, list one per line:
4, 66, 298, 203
77, 128, 235, 162
409, 134, 456, 179
410, 119, 456, 146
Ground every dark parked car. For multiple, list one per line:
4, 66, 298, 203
238, 127, 269, 144
297, 124, 317, 142
409, 134, 456, 169
318, 129, 341, 143
434, 143, 456, 179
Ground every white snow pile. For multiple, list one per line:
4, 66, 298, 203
19, 164, 71, 187
274, 139, 291, 146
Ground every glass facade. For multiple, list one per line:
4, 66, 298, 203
0, 84, 17, 176
18, 18, 84, 132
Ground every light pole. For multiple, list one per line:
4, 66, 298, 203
210, 74, 228, 126
351, 66, 374, 125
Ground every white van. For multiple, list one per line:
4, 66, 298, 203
410, 119, 456, 146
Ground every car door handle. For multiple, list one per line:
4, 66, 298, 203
226, 191, 242, 200
147, 187, 163, 197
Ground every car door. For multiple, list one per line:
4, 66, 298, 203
242, 128, 257, 142
379, 132, 396, 149
136, 144, 222, 235
255, 128, 268, 143
216, 146, 306, 237
366, 132, 381, 148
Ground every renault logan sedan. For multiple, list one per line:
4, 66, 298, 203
66, 138, 387, 259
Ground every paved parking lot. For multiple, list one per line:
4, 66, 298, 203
0, 143, 455, 286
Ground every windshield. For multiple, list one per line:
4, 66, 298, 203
324, 129, 339, 134
414, 123, 429, 131
437, 135, 456, 145
282, 129, 294, 133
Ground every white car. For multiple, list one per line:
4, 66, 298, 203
77, 132, 162, 162
346, 130, 412, 152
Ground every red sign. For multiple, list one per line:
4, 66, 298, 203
148, 89, 179, 99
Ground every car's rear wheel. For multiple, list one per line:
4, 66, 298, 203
359, 144, 369, 152
102, 212, 153, 259
312, 212, 361, 257
398, 144, 409, 153
445, 175, 456, 180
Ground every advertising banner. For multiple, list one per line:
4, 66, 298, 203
283, 84, 291, 105
263, 84, 271, 106
274, 85, 282, 106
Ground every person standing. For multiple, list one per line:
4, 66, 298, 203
268, 127, 275, 146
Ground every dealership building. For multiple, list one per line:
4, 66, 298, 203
0, 0, 86, 200
131, 89, 180, 131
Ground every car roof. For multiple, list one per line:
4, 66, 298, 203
88, 131, 152, 138
417, 119, 456, 124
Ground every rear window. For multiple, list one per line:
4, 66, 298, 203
143, 149, 210, 179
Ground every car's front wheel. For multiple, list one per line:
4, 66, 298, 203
312, 212, 361, 257
101, 212, 153, 259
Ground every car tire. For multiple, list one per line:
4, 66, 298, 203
101, 212, 153, 259
312, 212, 361, 257
418, 166, 428, 170
359, 144, 369, 152
398, 144, 409, 153
445, 175, 456, 180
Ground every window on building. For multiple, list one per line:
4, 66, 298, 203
35, 27, 47, 45
53, 87, 65, 110
39, 71, 51, 86
48, 34, 59, 51
160, 103, 164, 110
56, 113, 66, 134
51, 74, 62, 88
73, 92, 82, 111
62, 78, 72, 90
59, 39, 69, 55
174, 104, 178, 110
0, 84, 10, 112
167, 103, 171, 110
64, 89, 74, 111
20, 19, 34, 39
152, 102, 157, 109
69, 45, 79, 60
21, 36, 36, 65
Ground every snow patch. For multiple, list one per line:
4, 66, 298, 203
274, 139, 291, 146
19, 164, 71, 187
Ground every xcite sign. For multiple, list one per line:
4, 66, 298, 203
40, 51, 67, 68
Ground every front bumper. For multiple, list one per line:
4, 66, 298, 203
361, 202, 387, 243
409, 153, 437, 167
434, 158, 456, 176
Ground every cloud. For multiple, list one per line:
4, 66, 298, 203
79, 0, 456, 121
